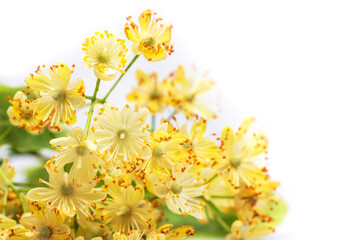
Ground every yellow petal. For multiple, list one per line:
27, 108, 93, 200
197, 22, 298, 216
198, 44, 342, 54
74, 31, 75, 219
139, 9, 152, 35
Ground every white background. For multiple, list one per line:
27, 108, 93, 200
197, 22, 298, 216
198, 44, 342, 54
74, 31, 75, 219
1, 0, 360, 239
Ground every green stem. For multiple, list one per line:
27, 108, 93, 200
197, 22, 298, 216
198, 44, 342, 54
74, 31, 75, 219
0, 168, 27, 212
74, 214, 79, 237
206, 173, 218, 184
2, 187, 8, 215
85, 79, 101, 135
210, 195, 235, 199
0, 125, 14, 142
13, 182, 41, 188
101, 55, 139, 103
167, 111, 176, 121
202, 197, 230, 232
151, 114, 156, 131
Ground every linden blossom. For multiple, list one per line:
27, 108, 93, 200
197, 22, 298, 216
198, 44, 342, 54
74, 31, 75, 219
24, 63, 86, 129
82, 30, 128, 81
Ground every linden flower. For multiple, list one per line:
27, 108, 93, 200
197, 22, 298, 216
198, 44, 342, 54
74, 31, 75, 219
25, 63, 85, 129
0, 157, 16, 191
147, 166, 207, 219
7, 91, 44, 134
180, 118, 220, 168
100, 177, 153, 233
217, 118, 268, 189
82, 30, 128, 81
9, 202, 70, 240
26, 161, 106, 218
125, 9, 173, 61
50, 127, 99, 181
225, 220, 274, 240
168, 66, 217, 119
142, 122, 188, 174
147, 224, 194, 240
127, 70, 169, 114
91, 103, 151, 162
235, 180, 279, 223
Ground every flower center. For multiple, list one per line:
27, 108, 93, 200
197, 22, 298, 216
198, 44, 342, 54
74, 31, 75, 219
185, 95, 195, 103
150, 89, 161, 99
75, 145, 89, 156
117, 129, 128, 140
21, 108, 33, 119
36, 226, 51, 240
230, 157, 242, 168
171, 183, 183, 194
153, 147, 164, 158
52, 89, 65, 101
144, 38, 155, 47
117, 205, 131, 217
61, 183, 74, 196
98, 48, 110, 64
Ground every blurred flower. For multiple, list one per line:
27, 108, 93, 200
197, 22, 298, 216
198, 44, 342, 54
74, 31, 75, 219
168, 66, 217, 119
91, 104, 151, 162
0, 157, 16, 191
235, 180, 279, 223
147, 165, 207, 219
125, 9, 173, 61
82, 30, 128, 81
7, 91, 44, 134
179, 118, 220, 168
217, 118, 268, 189
225, 220, 274, 240
25, 63, 85, 130
127, 70, 169, 114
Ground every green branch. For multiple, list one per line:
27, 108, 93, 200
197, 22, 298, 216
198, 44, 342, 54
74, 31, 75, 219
85, 79, 101, 135
101, 55, 139, 103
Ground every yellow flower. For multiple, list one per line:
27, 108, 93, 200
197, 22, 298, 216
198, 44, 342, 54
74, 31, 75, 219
142, 122, 188, 174
82, 30, 128, 81
225, 220, 274, 240
9, 201, 70, 240
235, 180, 279, 223
100, 177, 153, 233
25, 63, 85, 130
147, 165, 207, 219
168, 66, 217, 119
147, 224, 194, 240
217, 118, 268, 189
7, 91, 44, 134
179, 118, 220, 168
50, 127, 99, 182
125, 9, 173, 61
26, 160, 106, 218
127, 70, 169, 114
0, 157, 16, 191
91, 104, 151, 162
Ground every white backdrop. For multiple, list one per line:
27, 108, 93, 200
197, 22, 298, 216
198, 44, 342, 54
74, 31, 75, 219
1, 0, 360, 239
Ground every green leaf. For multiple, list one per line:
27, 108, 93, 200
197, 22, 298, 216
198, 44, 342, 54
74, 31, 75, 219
264, 196, 288, 227
0, 84, 67, 151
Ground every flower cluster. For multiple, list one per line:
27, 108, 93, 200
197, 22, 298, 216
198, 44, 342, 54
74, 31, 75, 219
0, 9, 285, 240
